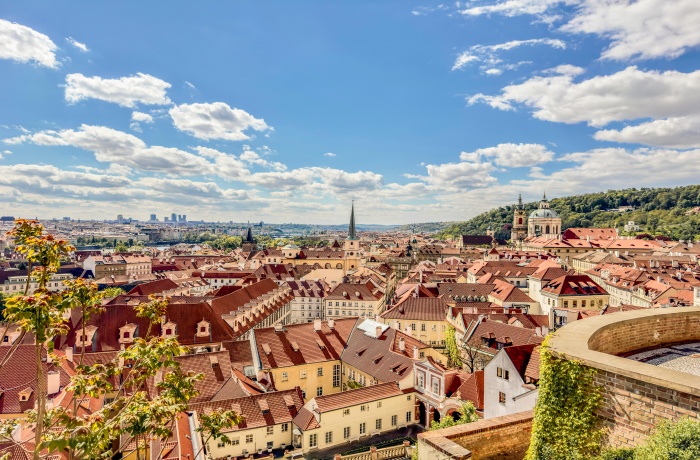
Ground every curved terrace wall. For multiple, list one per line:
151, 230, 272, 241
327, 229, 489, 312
548, 307, 700, 448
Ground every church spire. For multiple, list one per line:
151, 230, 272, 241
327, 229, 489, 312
348, 201, 357, 240
543, 191, 547, 201
518, 193, 523, 209
245, 226, 254, 243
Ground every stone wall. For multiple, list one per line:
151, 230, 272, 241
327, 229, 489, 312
418, 411, 533, 460
548, 307, 700, 449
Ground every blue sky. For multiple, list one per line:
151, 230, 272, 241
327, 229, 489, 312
1, 1, 699, 224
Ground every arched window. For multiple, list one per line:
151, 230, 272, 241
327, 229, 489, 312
546, 225, 550, 234
518, 218, 523, 225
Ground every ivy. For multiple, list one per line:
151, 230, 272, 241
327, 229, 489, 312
444, 326, 463, 369
526, 337, 604, 460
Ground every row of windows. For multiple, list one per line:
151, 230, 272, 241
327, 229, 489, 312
310, 413, 411, 447
396, 322, 447, 333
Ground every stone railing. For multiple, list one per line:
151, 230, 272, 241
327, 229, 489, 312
336, 441, 414, 460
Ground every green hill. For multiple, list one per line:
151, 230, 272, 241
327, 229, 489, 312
439, 185, 700, 242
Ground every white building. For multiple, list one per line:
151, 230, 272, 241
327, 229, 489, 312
285, 279, 328, 323
483, 344, 540, 420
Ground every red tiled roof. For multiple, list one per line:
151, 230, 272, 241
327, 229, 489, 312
524, 346, 541, 382
314, 381, 404, 413
293, 406, 320, 431
126, 278, 179, 296
341, 320, 428, 383
503, 344, 537, 381
454, 370, 484, 411
190, 388, 304, 432
541, 274, 607, 296
255, 319, 357, 369
489, 279, 534, 303
381, 297, 448, 321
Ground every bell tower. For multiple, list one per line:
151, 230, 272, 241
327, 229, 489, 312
511, 194, 527, 245
344, 202, 360, 271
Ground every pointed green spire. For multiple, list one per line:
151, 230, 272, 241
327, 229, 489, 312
348, 201, 357, 240
543, 191, 547, 201
518, 193, 523, 209
245, 227, 254, 243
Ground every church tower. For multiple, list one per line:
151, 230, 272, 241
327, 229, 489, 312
242, 226, 257, 253
344, 202, 361, 271
511, 194, 527, 244
527, 192, 561, 238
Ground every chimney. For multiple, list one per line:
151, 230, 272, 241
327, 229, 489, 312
65, 347, 73, 363
47, 371, 60, 395
398, 337, 405, 352
313, 319, 322, 332
413, 346, 419, 360
394, 321, 400, 330
375, 326, 383, 338
328, 319, 335, 330
672, 259, 679, 268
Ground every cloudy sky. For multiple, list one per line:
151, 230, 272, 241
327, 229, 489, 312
1, 1, 699, 224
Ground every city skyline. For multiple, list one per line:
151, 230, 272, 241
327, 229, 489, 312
1, 1, 699, 224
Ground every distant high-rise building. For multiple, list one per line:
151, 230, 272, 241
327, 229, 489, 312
63, 217, 71, 221
181, 214, 187, 223
117, 214, 124, 224
150, 214, 157, 221
171, 213, 177, 223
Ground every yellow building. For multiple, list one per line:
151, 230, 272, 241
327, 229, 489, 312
191, 389, 304, 458
539, 274, 610, 316
252, 318, 357, 399
292, 382, 416, 454
380, 297, 450, 348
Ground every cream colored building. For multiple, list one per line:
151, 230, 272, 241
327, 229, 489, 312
292, 382, 416, 455
191, 389, 304, 458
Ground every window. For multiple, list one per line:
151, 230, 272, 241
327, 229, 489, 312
300, 370, 307, 379
361, 404, 368, 412
406, 411, 412, 423
406, 395, 412, 401
281, 423, 289, 432
246, 434, 253, 443
410, 323, 416, 331
417, 373, 424, 388
391, 415, 397, 426
359, 422, 366, 435
217, 441, 225, 448
343, 408, 350, 416
281, 372, 288, 382
432, 380, 439, 394
325, 431, 333, 444
497, 367, 502, 378
302, 390, 306, 399
317, 367, 323, 376
267, 426, 274, 435
421, 323, 426, 332
375, 418, 382, 430
499, 392, 506, 404
309, 433, 317, 448
232, 438, 240, 445
344, 426, 351, 439
377, 401, 382, 408
419, 351, 424, 358
317, 386, 323, 396
333, 364, 341, 387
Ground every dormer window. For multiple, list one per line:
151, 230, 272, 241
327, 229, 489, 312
119, 324, 137, 344
76, 325, 98, 349
196, 320, 211, 338
18, 388, 33, 402
162, 321, 177, 338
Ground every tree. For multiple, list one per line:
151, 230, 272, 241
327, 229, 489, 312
114, 242, 128, 253
444, 326, 463, 368
461, 336, 489, 373
0, 220, 241, 460
429, 402, 478, 430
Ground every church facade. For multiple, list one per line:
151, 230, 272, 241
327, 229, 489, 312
511, 193, 562, 244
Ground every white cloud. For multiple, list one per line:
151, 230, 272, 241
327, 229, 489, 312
452, 38, 564, 73
169, 102, 270, 141
1, 149, 10, 154
0, 19, 58, 68
64, 73, 172, 107
240, 147, 287, 171
594, 115, 700, 149
131, 111, 154, 123
184, 81, 196, 89
192, 146, 250, 180
324, 152, 336, 157
66, 37, 89, 52
561, 0, 700, 61
460, 0, 569, 18
469, 66, 700, 127
7, 125, 216, 176
412, 160, 497, 190
463, 143, 555, 167
452, 52, 479, 71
